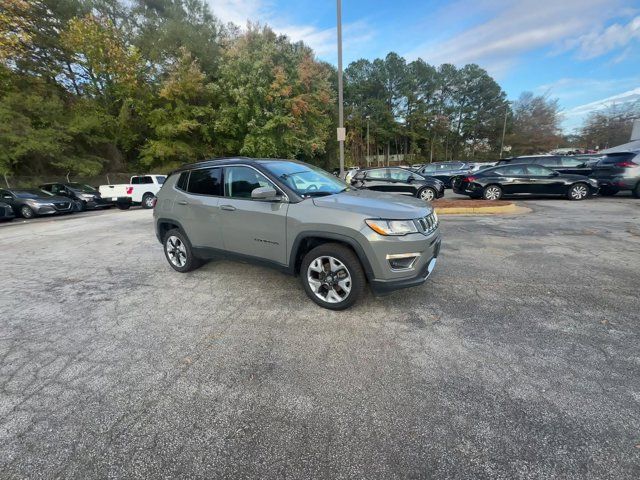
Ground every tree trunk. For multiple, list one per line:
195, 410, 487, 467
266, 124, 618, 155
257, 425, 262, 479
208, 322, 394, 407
3, 173, 10, 188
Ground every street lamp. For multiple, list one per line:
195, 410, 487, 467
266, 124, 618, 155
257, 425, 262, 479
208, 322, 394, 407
500, 102, 510, 158
366, 115, 370, 167
336, 0, 345, 176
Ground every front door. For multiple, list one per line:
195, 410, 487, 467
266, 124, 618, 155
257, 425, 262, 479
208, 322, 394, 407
220, 166, 288, 265
498, 165, 531, 194
525, 165, 565, 194
387, 168, 415, 195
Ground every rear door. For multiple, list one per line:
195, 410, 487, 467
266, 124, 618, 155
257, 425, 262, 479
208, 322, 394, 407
387, 168, 415, 195
219, 165, 288, 265
180, 167, 224, 249
556, 156, 592, 175
359, 168, 391, 192
498, 165, 530, 193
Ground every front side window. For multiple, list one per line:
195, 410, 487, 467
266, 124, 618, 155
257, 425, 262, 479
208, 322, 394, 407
261, 161, 346, 197
535, 157, 559, 167
188, 168, 222, 196
224, 166, 275, 199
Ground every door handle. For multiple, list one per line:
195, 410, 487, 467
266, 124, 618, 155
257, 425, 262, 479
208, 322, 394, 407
177, 200, 188, 205
220, 205, 236, 211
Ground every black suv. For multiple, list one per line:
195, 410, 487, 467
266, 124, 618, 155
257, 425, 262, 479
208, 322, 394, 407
350, 167, 445, 201
588, 152, 640, 197
415, 162, 471, 187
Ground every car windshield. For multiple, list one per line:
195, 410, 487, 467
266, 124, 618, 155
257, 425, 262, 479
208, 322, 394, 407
261, 161, 348, 197
14, 189, 54, 199
67, 183, 97, 193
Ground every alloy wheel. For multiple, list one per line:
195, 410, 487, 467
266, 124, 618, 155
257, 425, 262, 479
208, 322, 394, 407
570, 184, 588, 200
484, 186, 501, 200
144, 195, 155, 208
21, 206, 34, 218
306, 255, 352, 304
420, 188, 435, 201
166, 235, 187, 268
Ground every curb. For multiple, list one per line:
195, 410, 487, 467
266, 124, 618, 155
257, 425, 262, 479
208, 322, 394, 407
435, 203, 528, 215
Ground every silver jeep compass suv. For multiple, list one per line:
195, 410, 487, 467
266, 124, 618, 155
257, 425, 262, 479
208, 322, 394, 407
154, 158, 441, 310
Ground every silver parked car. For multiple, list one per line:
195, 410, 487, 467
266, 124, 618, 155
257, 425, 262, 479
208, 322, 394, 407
0, 188, 73, 218
154, 158, 441, 310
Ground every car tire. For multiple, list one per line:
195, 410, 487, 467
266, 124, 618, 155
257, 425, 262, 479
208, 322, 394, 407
632, 182, 640, 199
417, 187, 436, 202
20, 205, 35, 219
142, 193, 155, 209
599, 187, 618, 197
301, 243, 366, 310
567, 183, 589, 201
116, 203, 131, 210
482, 185, 502, 201
163, 228, 201, 273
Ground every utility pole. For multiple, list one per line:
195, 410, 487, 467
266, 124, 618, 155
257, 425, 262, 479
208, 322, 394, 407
366, 115, 370, 167
336, 0, 345, 176
500, 103, 508, 158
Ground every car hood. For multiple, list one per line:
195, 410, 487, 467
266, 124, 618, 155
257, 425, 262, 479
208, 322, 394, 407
27, 196, 71, 203
312, 189, 432, 219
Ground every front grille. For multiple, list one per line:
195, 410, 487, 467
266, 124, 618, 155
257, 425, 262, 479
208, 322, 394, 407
53, 202, 70, 210
416, 212, 439, 235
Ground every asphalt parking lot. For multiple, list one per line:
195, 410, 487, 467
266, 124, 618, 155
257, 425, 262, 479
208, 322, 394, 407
1, 195, 639, 479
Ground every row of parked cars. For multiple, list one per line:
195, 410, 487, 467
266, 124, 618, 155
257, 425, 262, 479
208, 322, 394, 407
0, 174, 167, 222
340, 151, 640, 201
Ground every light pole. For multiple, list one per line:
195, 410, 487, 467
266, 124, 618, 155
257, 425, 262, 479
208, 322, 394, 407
336, 0, 345, 176
500, 103, 509, 158
366, 115, 370, 167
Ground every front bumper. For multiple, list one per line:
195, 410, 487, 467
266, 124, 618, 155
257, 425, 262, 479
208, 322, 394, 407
369, 235, 441, 295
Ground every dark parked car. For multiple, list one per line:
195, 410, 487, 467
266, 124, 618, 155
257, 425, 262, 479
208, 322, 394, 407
416, 162, 471, 187
0, 188, 74, 218
452, 164, 599, 201
0, 201, 15, 221
588, 152, 640, 197
496, 155, 597, 176
351, 167, 445, 201
39, 182, 113, 210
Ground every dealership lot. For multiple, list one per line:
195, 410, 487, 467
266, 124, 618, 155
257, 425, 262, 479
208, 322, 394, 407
1, 196, 639, 478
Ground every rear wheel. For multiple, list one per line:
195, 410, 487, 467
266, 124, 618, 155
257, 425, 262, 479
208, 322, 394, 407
567, 183, 589, 201
483, 185, 502, 201
142, 193, 155, 209
418, 187, 436, 202
20, 205, 35, 219
301, 243, 365, 310
163, 229, 201, 273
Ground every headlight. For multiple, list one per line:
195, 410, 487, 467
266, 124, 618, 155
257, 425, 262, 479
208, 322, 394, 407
365, 219, 418, 236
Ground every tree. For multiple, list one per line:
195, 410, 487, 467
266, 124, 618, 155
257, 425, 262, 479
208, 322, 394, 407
579, 103, 640, 150
507, 92, 561, 155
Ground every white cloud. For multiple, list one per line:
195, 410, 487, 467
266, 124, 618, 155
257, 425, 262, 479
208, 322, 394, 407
569, 16, 640, 59
405, 0, 626, 75
561, 87, 640, 118
207, 0, 372, 60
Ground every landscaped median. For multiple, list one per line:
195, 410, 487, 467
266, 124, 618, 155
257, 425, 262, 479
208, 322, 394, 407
432, 198, 529, 215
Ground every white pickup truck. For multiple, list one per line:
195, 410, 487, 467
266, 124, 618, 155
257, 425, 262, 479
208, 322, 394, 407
99, 174, 166, 209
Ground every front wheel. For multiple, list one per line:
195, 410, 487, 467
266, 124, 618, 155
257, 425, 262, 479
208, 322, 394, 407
483, 185, 502, 201
418, 187, 436, 202
20, 205, 35, 219
142, 193, 155, 209
163, 229, 201, 273
567, 183, 589, 201
301, 243, 366, 310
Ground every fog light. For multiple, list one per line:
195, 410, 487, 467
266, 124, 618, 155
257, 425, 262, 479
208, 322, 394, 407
387, 253, 420, 270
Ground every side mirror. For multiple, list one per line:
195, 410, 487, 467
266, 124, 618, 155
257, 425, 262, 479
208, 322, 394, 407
251, 186, 280, 201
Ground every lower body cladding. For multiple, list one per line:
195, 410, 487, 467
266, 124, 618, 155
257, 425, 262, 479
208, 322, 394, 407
366, 233, 442, 296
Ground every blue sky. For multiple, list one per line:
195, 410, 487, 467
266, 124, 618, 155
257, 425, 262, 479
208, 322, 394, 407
208, 0, 640, 132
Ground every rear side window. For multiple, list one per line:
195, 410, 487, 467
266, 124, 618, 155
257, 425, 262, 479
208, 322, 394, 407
175, 172, 189, 191
496, 165, 527, 175
366, 169, 388, 180
188, 168, 222, 196
558, 157, 584, 167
